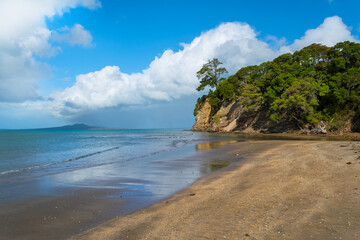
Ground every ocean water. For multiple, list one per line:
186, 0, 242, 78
1, 129, 206, 180
0, 129, 245, 239
0, 129, 234, 200
0, 128, 332, 188
0, 128, 351, 239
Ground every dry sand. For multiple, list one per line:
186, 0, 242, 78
71, 140, 360, 240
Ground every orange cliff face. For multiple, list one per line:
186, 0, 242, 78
192, 98, 244, 132
192, 98, 300, 133
192, 99, 212, 131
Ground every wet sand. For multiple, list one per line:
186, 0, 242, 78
72, 140, 360, 240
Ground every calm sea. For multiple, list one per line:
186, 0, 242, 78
0, 129, 244, 239
0, 129, 211, 181
0, 129, 234, 200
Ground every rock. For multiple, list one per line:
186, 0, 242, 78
192, 99, 246, 132
310, 125, 327, 134
192, 99, 212, 131
301, 122, 327, 134
347, 162, 352, 165
193, 99, 333, 134
301, 127, 311, 135
310, 128, 326, 134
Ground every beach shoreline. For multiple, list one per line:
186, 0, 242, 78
0, 135, 249, 240
71, 140, 360, 240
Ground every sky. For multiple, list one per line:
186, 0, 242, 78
0, 0, 360, 129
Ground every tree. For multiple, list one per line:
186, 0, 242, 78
196, 58, 228, 91
195, 41, 360, 129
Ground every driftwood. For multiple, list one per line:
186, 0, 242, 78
301, 121, 327, 135
310, 127, 327, 134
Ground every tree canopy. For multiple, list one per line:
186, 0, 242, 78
196, 58, 228, 91
194, 41, 360, 129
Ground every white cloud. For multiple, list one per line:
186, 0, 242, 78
49, 22, 278, 116
0, 53, 43, 102
1, 13, 357, 116
280, 16, 355, 53
0, 0, 100, 102
52, 24, 94, 47
265, 35, 288, 50
49, 16, 358, 117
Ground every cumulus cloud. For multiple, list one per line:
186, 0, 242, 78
0, 0, 100, 102
52, 24, 94, 47
49, 16, 358, 117
280, 16, 355, 53
49, 22, 278, 116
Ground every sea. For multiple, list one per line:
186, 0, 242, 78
0, 128, 324, 239
0, 129, 242, 213
0, 128, 232, 185
0, 128, 245, 238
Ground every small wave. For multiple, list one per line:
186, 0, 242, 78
0, 136, 194, 182
84, 135, 127, 139
0, 146, 121, 176
171, 139, 189, 148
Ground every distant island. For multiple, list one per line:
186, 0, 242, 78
35, 124, 100, 130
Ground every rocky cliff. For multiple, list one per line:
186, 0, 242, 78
193, 99, 244, 132
192, 98, 360, 134
192, 41, 360, 134
192, 99, 322, 133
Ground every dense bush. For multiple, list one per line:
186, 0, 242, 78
197, 41, 360, 127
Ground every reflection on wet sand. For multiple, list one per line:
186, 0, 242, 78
195, 140, 242, 175
199, 159, 232, 175
196, 140, 239, 151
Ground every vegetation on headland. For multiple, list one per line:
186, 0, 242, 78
194, 41, 360, 131
196, 58, 228, 91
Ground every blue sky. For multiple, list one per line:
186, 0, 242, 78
0, 0, 359, 129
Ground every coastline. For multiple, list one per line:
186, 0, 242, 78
71, 140, 360, 240
0, 135, 247, 240
191, 129, 360, 142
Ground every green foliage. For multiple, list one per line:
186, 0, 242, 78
212, 116, 220, 123
195, 41, 360, 127
193, 95, 207, 116
196, 58, 228, 91
239, 84, 264, 111
207, 90, 222, 115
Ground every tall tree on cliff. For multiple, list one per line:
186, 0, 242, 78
196, 58, 228, 91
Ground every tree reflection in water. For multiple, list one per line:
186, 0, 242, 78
195, 140, 238, 151
196, 140, 239, 175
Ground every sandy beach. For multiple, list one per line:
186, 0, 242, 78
72, 140, 360, 240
